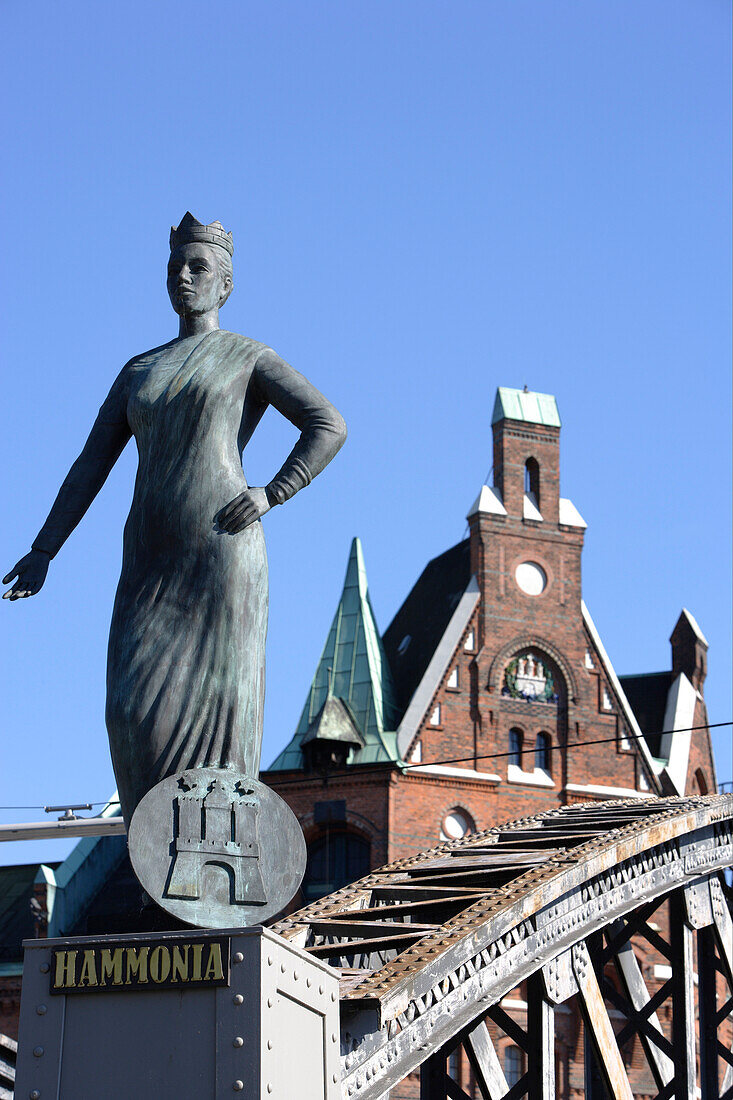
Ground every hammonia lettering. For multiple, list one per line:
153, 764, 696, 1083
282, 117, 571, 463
50, 937, 229, 993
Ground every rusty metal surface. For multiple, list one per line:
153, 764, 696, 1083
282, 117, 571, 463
271, 795, 733, 1098
273, 795, 731, 1005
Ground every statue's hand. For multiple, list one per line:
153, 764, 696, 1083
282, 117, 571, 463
216, 488, 271, 534
3, 549, 50, 600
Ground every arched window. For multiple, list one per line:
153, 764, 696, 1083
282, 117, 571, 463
303, 831, 370, 902
505, 1045, 523, 1087
509, 728, 523, 767
524, 458, 540, 506
535, 732, 551, 772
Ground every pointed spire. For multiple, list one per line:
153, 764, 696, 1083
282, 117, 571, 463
299, 537, 398, 738
267, 538, 400, 771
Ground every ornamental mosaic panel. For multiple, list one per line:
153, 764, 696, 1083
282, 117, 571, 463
502, 651, 560, 703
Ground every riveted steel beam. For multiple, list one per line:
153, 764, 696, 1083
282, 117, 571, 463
273, 795, 733, 1099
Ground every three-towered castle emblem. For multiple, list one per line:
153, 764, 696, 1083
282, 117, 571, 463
165, 777, 267, 906
129, 767, 305, 927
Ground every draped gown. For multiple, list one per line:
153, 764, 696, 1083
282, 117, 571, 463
33, 331, 346, 822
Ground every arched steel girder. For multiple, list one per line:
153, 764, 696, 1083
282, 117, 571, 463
272, 795, 733, 1099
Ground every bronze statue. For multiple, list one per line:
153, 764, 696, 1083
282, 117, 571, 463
4, 214, 347, 826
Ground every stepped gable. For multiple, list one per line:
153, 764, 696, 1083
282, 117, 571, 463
382, 539, 471, 720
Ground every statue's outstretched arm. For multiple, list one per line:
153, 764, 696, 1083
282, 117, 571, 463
3, 372, 131, 600
217, 347, 347, 535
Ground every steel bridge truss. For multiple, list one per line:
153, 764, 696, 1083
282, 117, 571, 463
273, 795, 733, 1099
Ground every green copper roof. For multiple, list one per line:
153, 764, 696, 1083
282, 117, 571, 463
302, 694, 365, 748
491, 387, 561, 428
267, 538, 401, 772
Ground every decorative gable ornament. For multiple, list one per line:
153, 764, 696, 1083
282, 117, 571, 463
503, 652, 558, 703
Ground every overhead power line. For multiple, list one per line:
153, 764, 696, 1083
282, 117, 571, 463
0, 720, 730, 811
261, 720, 733, 790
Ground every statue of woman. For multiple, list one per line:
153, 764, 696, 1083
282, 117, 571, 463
3, 214, 347, 824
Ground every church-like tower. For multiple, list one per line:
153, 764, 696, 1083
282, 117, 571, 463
262, 384, 718, 1099
265, 386, 717, 887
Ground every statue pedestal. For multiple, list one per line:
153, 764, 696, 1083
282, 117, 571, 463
16, 926, 340, 1099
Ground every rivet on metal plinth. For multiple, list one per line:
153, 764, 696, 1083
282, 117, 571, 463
332, 1033, 337, 1043
267, 1084, 273, 1094
36, 1005, 47, 1016
233, 994, 244, 1005
280, 963, 286, 973
333, 1074, 338, 1083
267, 997, 273, 1008
319, 985, 324, 995
267, 955, 273, 965
233, 1037, 243, 1048
39, 964, 49, 974
232, 952, 244, 964
267, 1039, 272, 1050
33, 1047, 44, 1058
293, 970, 299, 981
233, 1081, 243, 1092
30, 1091, 41, 1100
331, 992, 336, 1001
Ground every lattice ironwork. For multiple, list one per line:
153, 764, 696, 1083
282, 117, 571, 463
272, 794, 733, 1098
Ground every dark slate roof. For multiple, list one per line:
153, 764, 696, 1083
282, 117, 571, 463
618, 671, 673, 759
0, 862, 60, 963
383, 539, 472, 720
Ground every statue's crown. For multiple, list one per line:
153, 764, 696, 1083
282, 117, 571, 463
170, 212, 234, 257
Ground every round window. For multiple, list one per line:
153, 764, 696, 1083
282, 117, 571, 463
441, 809, 474, 841
515, 561, 547, 596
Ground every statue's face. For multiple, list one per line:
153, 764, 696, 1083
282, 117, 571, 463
167, 242, 228, 318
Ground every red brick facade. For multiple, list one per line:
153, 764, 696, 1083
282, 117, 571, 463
265, 394, 722, 1096
268, 402, 714, 871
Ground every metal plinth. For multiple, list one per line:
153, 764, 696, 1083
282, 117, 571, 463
16, 926, 340, 1100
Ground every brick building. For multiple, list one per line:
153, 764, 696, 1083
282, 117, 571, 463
265, 387, 717, 894
262, 385, 719, 1096
0, 386, 721, 1095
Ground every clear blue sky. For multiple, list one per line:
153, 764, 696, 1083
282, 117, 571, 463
1, 1, 730, 865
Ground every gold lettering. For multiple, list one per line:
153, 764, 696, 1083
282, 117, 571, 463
100, 948, 124, 986
171, 945, 189, 982
125, 946, 149, 984
203, 942, 224, 982
149, 945, 171, 983
54, 950, 77, 989
78, 949, 99, 988
50, 940, 227, 991
191, 943, 204, 982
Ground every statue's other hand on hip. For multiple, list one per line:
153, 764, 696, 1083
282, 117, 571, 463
216, 487, 272, 534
